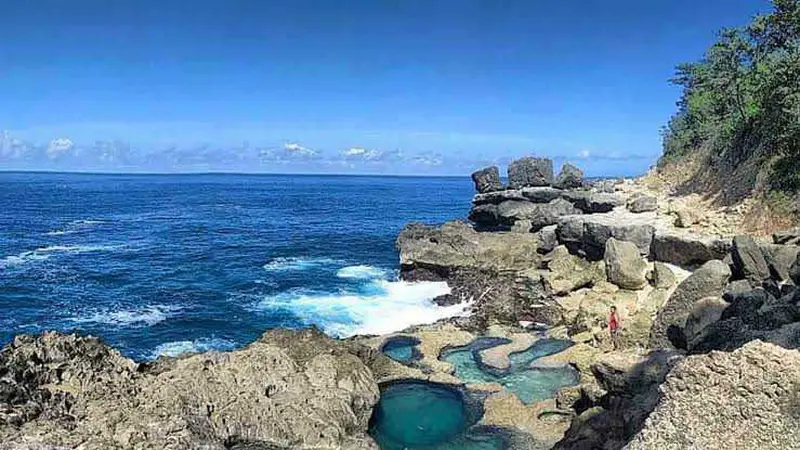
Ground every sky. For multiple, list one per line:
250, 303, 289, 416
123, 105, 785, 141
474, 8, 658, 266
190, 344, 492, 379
0, 0, 771, 176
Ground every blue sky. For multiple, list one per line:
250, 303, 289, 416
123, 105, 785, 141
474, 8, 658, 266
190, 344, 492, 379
0, 0, 770, 176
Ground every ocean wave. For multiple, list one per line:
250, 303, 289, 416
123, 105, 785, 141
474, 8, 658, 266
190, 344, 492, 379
252, 280, 467, 337
336, 265, 390, 280
0, 244, 121, 269
262, 256, 342, 272
71, 305, 179, 327
45, 219, 108, 236
151, 337, 236, 359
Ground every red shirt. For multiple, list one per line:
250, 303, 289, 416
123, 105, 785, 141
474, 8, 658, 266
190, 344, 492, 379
609, 313, 619, 331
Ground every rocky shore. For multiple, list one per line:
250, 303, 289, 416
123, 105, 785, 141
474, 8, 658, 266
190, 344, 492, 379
2, 157, 800, 449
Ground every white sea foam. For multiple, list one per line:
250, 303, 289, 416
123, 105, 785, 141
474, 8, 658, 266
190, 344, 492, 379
336, 265, 390, 280
262, 256, 342, 272
253, 279, 468, 337
45, 219, 107, 236
151, 337, 236, 359
0, 244, 120, 269
71, 305, 178, 327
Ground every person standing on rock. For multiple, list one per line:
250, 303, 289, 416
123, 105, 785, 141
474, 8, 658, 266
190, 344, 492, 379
609, 306, 621, 350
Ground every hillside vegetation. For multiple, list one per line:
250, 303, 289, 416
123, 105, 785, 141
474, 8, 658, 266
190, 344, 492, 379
657, 0, 800, 221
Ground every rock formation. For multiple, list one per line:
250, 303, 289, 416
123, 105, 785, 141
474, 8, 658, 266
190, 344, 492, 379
471, 166, 503, 193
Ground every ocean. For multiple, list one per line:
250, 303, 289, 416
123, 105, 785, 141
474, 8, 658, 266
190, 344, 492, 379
0, 172, 472, 360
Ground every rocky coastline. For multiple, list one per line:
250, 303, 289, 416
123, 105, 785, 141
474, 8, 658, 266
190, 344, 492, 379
2, 157, 800, 449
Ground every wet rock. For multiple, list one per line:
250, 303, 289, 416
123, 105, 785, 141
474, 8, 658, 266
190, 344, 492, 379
626, 195, 657, 213
731, 235, 770, 284
508, 157, 554, 188
650, 230, 730, 267
0, 329, 380, 450
471, 166, 503, 193
773, 226, 800, 245
604, 238, 648, 290
760, 243, 800, 282
649, 260, 731, 349
553, 163, 584, 190
626, 341, 800, 450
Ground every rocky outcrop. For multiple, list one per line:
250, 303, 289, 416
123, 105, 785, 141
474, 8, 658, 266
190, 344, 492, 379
556, 212, 655, 260
0, 329, 380, 450
495, 198, 582, 229
649, 259, 731, 349
553, 163, 584, 190
773, 226, 800, 245
604, 238, 649, 290
471, 166, 503, 193
508, 157, 554, 188
731, 235, 770, 284
760, 243, 800, 282
542, 246, 606, 296
649, 230, 730, 267
626, 194, 657, 213
626, 341, 800, 450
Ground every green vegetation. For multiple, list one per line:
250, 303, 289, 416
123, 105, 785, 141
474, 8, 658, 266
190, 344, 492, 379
661, 0, 800, 191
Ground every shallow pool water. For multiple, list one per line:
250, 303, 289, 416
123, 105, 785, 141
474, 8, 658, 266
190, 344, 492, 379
442, 338, 579, 404
381, 336, 421, 363
368, 381, 505, 450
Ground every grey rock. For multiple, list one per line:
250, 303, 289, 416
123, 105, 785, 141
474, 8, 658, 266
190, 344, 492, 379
520, 186, 564, 203
467, 203, 499, 226
626, 341, 800, 450
682, 296, 729, 344
651, 262, 676, 289
731, 235, 770, 284
563, 191, 625, 213
472, 189, 527, 206
553, 163, 584, 190
510, 219, 533, 233
471, 166, 503, 193
760, 243, 800, 282
605, 238, 649, 290
723, 279, 753, 296
542, 246, 606, 295
535, 225, 559, 254
650, 230, 730, 267
0, 329, 380, 450
556, 213, 656, 260
649, 259, 731, 349
496, 200, 539, 226
508, 157, 554, 188
530, 198, 583, 231
773, 226, 800, 245
626, 195, 657, 213
791, 251, 800, 285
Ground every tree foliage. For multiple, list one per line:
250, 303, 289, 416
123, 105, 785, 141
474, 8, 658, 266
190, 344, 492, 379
661, 0, 800, 191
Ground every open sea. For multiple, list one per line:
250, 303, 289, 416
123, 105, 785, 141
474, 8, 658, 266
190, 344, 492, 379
0, 172, 472, 360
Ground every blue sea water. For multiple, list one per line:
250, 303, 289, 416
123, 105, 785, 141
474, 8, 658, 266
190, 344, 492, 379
0, 172, 472, 360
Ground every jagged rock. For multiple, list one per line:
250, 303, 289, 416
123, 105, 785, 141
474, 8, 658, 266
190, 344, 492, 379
508, 157, 554, 188
557, 213, 655, 260
467, 203, 499, 226
773, 226, 800, 245
471, 166, 503, 193
563, 191, 625, 214
626, 195, 657, 213
604, 238, 648, 290
553, 163, 584, 189
626, 341, 800, 450
650, 262, 676, 289
496, 200, 538, 226
649, 260, 731, 349
731, 235, 770, 284
521, 186, 565, 203
760, 243, 800, 282
535, 225, 559, 254
530, 199, 583, 231
0, 329, 380, 450
650, 230, 730, 267
681, 296, 729, 343
472, 189, 527, 206
542, 246, 606, 295
397, 221, 540, 276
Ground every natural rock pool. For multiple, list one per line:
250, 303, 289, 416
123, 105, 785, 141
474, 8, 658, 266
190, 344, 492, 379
441, 337, 579, 404
380, 335, 422, 364
368, 381, 507, 450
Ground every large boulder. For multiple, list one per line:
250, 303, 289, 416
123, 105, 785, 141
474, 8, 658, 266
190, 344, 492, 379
520, 186, 564, 203
731, 235, 770, 284
0, 329, 380, 450
773, 226, 800, 245
472, 189, 527, 206
542, 246, 606, 295
760, 243, 800, 282
650, 230, 731, 267
626, 341, 800, 450
508, 157, 554, 188
496, 200, 539, 226
649, 259, 731, 349
490, 198, 582, 230
530, 198, 582, 231
563, 191, 625, 213
791, 251, 800, 285
470, 166, 503, 193
604, 238, 649, 290
534, 225, 559, 254
397, 221, 540, 276
553, 163, 584, 190
557, 213, 655, 260
626, 195, 657, 213
681, 296, 729, 344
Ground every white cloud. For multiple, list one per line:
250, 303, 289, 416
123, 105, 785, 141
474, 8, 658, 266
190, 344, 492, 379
578, 149, 591, 158
46, 138, 74, 159
283, 142, 317, 156
342, 147, 382, 160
